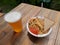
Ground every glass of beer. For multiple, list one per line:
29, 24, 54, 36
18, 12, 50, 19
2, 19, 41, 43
4, 12, 22, 33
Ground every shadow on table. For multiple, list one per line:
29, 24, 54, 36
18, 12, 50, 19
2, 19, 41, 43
10, 31, 24, 45
27, 32, 49, 44
0, 30, 24, 45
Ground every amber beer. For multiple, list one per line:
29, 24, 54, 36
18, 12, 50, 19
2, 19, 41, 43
4, 12, 22, 32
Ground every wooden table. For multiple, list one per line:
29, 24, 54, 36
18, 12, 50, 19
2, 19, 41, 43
0, 3, 60, 45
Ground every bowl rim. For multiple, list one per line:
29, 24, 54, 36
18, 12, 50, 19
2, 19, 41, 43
26, 16, 52, 37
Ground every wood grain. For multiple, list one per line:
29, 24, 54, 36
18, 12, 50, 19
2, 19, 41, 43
0, 3, 60, 45
55, 28, 60, 45
37, 8, 52, 17
22, 6, 41, 27
54, 13, 60, 45
13, 5, 41, 45
0, 3, 33, 39
31, 7, 60, 45
0, 3, 40, 45
15, 4, 60, 45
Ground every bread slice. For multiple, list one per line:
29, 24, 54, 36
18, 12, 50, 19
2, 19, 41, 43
35, 18, 43, 30
44, 17, 54, 31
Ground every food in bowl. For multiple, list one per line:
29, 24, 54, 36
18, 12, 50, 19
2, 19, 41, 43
28, 17, 46, 35
27, 16, 54, 37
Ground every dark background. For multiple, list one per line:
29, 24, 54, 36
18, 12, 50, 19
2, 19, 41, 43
0, 0, 60, 13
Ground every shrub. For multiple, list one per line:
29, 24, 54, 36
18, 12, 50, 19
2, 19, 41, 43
0, 0, 60, 13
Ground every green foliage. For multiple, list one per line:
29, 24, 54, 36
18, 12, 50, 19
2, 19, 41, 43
0, 0, 60, 13
0, 0, 18, 13
50, 0, 60, 11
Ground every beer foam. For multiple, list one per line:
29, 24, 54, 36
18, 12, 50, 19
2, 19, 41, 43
4, 12, 21, 23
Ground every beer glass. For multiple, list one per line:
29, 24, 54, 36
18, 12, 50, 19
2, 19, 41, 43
4, 12, 22, 32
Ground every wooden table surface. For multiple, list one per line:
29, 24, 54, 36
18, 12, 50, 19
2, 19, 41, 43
0, 3, 60, 45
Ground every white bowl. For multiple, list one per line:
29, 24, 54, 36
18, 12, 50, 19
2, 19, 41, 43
27, 16, 52, 37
